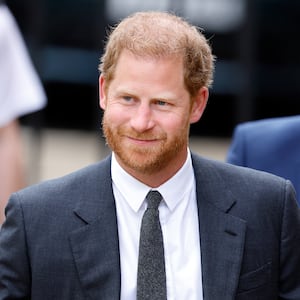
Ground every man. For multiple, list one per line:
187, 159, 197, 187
226, 115, 300, 205
0, 11, 299, 300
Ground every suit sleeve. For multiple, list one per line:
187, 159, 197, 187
226, 125, 246, 166
0, 193, 31, 299
279, 180, 300, 299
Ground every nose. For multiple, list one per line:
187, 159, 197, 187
130, 103, 155, 132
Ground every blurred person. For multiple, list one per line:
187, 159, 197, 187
0, 11, 300, 300
0, 2, 47, 224
226, 115, 300, 205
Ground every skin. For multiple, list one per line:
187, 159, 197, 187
0, 120, 25, 224
100, 50, 208, 187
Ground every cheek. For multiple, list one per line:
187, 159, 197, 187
104, 106, 129, 126
159, 113, 190, 135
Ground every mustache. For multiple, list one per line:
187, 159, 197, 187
117, 128, 166, 140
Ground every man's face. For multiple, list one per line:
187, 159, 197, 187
100, 50, 207, 179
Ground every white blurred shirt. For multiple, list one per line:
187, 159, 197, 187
0, 5, 46, 127
111, 150, 203, 299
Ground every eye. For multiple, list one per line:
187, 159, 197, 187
123, 96, 133, 102
156, 100, 167, 106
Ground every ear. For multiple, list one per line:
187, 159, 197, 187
189, 87, 209, 124
99, 74, 107, 110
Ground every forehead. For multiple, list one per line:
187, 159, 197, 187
108, 50, 187, 97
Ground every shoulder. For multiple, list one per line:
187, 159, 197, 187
191, 153, 295, 205
191, 153, 299, 235
2, 156, 114, 242
11, 156, 112, 208
192, 152, 285, 184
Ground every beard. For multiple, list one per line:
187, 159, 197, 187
102, 113, 189, 175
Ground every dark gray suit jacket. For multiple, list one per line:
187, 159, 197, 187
0, 153, 300, 299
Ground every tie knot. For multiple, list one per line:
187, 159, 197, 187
146, 190, 162, 210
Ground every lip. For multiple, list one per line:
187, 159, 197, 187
126, 136, 159, 146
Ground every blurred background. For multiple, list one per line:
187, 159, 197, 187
6, 0, 300, 183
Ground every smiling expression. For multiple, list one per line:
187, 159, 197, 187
100, 50, 208, 185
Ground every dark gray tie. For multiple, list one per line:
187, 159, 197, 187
137, 190, 167, 300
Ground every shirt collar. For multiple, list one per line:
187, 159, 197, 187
111, 149, 195, 212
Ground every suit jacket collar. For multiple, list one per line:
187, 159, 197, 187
192, 154, 246, 300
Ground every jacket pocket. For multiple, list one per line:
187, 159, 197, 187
237, 261, 272, 294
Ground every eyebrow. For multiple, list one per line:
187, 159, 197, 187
116, 89, 178, 101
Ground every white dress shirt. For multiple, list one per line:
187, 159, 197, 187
111, 150, 203, 299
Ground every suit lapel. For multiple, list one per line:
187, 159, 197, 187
69, 157, 121, 300
192, 154, 246, 300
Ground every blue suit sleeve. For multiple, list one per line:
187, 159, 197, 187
226, 125, 246, 166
